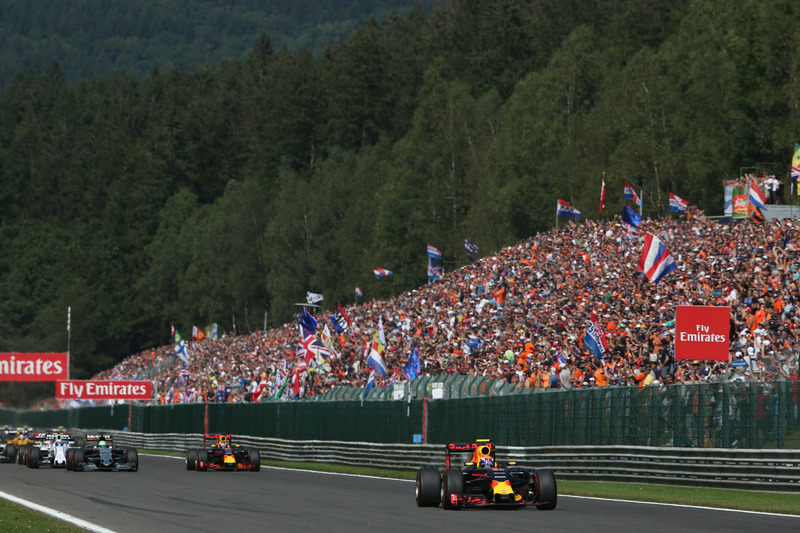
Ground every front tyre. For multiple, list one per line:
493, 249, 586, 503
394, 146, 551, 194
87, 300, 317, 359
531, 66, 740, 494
534, 469, 558, 510
72, 449, 85, 472
185, 449, 197, 470
442, 469, 464, 510
197, 449, 208, 471
415, 467, 442, 507
126, 448, 139, 471
4, 443, 16, 461
27, 447, 40, 469
249, 449, 260, 471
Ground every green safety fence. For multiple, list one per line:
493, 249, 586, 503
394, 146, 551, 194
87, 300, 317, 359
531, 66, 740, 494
1, 380, 798, 448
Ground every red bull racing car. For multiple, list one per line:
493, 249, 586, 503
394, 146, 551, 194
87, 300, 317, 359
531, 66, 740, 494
185, 434, 260, 472
415, 439, 557, 510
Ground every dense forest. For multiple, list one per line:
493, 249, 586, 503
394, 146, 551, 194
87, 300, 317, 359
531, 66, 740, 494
0, 0, 436, 88
1, 0, 800, 401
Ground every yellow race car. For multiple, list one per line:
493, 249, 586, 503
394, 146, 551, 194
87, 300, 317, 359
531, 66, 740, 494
2, 427, 34, 463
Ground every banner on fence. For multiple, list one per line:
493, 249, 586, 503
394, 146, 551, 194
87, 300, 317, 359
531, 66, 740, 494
0, 352, 68, 381
675, 305, 730, 361
56, 380, 153, 400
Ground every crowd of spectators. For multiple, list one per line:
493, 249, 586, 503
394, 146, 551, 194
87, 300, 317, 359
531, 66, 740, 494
65, 213, 800, 406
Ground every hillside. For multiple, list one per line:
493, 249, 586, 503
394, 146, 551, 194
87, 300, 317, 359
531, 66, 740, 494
1, 0, 799, 405
0, 0, 435, 88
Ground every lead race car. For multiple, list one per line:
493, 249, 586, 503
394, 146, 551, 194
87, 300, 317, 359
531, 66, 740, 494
415, 439, 557, 510
66, 434, 138, 472
186, 434, 260, 472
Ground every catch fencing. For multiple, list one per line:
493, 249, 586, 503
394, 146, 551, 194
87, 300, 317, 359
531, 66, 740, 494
2, 379, 799, 449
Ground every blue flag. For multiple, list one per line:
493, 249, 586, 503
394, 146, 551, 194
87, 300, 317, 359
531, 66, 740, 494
621, 204, 642, 227
403, 347, 421, 381
300, 307, 318, 336
465, 239, 478, 261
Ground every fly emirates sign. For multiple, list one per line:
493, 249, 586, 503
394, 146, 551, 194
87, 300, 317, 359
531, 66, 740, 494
675, 305, 730, 361
0, 353, 68, 381
56, 380, 153, 400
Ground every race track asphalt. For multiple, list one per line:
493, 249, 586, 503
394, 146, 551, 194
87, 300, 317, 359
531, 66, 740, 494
1, 454, 798, 533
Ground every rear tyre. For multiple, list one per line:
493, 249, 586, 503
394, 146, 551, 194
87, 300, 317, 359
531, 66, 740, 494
534, 469, 558, 510
4, 443, 16, 461
126, 448, 138, 471
185, 449, 197, 470
27, 447, 40, 469
249, 449, 260, 471
442, 469, 464, 510
415, 467, 442, 507
197, 449, 208, 471
17, 444, 28, 465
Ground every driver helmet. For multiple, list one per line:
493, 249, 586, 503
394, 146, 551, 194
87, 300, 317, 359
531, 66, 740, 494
98, 439, 109, 448
480, 456, 493, 468
218, 436, 228, 448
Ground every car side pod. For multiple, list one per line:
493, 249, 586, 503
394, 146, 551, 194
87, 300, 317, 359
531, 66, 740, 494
534, 469, 557, 510
415, 467, 442, 507
442, 469, 464, 510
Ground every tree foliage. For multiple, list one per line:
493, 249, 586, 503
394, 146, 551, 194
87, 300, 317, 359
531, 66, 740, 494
1, 0, 800, 404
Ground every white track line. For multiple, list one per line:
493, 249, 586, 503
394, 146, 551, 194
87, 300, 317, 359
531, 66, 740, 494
0, 489, 117, 533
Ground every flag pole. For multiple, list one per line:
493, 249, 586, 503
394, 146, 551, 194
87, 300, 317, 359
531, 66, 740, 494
67, 306, 71, 379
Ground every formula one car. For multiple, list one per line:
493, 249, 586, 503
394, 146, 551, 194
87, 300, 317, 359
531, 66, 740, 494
5, 427, 36, 465
415, 439, 557, 510
0, 426, 21, 463
186, 434, 260, 472
24, 431, 84, 469
66, 434, 138, 472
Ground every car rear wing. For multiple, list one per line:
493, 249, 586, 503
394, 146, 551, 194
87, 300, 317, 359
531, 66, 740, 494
444, 439, 495, 470
85, 434, 114, 442
202, 434, 233, 448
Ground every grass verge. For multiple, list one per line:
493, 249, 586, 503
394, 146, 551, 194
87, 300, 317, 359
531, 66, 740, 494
146, 449, 800, 516
0, 497, 85, 532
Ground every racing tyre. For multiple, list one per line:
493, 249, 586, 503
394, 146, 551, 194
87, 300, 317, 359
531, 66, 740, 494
4, 443, 15, 461
17, 444, 28, 465
442, 469, 464, 510
72, 449, 85, 472
66, 449, 74, 471
249, 449, 260, 472
186, 449, 197, 470
27, 446, 40, 469
197, 449, 208, 471
126, 448, 139, 471
74, 437, 85, 449
415, 467, 441, 507
534, 469, 557, 510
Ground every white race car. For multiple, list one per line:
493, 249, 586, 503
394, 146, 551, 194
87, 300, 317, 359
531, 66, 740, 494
25, 432, 84, 469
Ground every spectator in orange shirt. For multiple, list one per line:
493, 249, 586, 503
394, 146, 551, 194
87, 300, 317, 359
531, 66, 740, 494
593, 361, 610, 387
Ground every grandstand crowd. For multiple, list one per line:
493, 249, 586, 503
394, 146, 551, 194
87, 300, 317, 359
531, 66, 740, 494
56, 214, 800, 406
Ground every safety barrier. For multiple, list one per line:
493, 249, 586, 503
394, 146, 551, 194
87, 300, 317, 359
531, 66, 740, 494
96, 430, 800, 492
